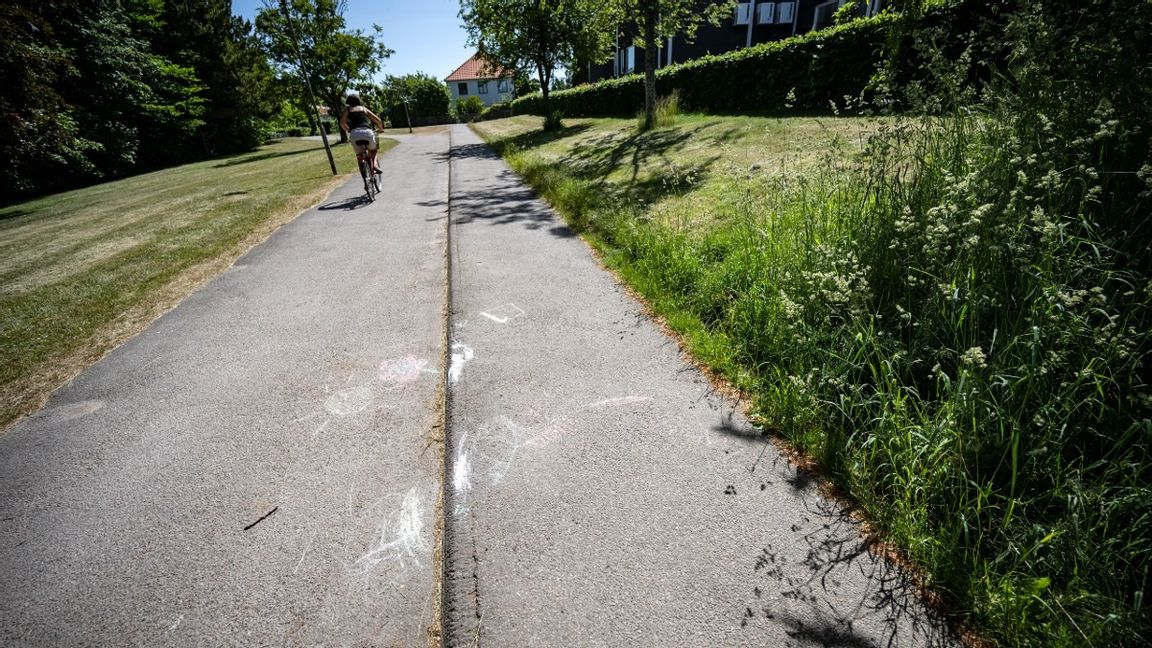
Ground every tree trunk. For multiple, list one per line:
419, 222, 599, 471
642, 0, 659, 130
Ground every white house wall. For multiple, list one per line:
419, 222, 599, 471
447, 79, 515, 106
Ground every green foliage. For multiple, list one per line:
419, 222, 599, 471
459, 0, 616, 126
380, 73, 452, 127
486, 2, 1152, 644
479, 102, 513, 121
542, 111, 565, 132
456, 96, 486, 121
255, 0, 393, 139
512, 14, 897, 117
636, 89, 680, 131
1, 0, 274, 202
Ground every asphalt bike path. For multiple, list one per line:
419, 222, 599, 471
441, 124, 956, 647
1, 126, 956, 647
0, 133, 451, 646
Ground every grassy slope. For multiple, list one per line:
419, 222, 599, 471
0, 137, 396, 430
473, 114, 1150, 647
475, 114, 881, 386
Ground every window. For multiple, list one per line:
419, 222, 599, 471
478, 80, 489, 94
734, 2, 752, 25
457, 82, 468, 96
813, 0, 847, 31
777, 2, 796, 23
756, 3, 775, 24
625, 45, 636, 73
497, 79, 510, 93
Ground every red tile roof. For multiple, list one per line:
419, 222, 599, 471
445, 54, 511, 81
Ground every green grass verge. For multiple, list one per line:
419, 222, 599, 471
0, 137, 396, 430
472, 114, 1151, 647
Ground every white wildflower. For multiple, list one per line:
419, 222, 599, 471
961, 346, 988, 369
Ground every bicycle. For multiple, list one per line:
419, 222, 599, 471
353, 138, 380, 202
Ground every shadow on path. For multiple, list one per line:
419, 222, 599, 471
738, 457, 958, 648
318, 195, 373, 211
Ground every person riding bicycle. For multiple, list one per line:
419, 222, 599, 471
339, 94, 386, 174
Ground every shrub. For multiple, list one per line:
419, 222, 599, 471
480, 102, 512, 121
542, 110, 564, 132
511, 13, 898, 117
456, 96, 485, 120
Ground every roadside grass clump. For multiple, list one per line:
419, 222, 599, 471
478, 3, 1152, 643
637, 90, 682, 132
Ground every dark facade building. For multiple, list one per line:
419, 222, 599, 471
586, 0, 885, 83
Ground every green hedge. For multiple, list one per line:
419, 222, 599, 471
511, 13, 898, 117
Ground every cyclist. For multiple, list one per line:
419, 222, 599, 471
339, 94, 386, 174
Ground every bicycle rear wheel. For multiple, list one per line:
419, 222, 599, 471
358, 158, 374, 201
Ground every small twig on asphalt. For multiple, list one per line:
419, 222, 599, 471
243, 506, 279, 531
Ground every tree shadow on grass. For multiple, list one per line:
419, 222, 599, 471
556, 123, 734, 204
213, 146, 324, 168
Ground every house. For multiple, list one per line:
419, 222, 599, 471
587, 0, 886, 83
445, 54, 516, 106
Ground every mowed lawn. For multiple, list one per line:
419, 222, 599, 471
474, 114, 883, 231
0, 137, 395, 431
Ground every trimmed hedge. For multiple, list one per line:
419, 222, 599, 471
511, 13, 899, 117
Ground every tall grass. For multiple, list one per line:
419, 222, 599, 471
488, 3, 1152, 642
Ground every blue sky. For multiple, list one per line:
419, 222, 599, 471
232, 0, 477, 81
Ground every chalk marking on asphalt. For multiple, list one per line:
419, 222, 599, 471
293, 531, 318, 574
378, 356, 430, 383
311, 418, 332, 439
448, 343, 474, 385
452, 433, 473, 516
355, 487, 429, 573
324, 381, 375, 418
480, 303, 526, 324
584, 396, 653, 409
168, 615, 184, 632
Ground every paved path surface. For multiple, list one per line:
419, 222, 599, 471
1, 126, 956, 647
0, 134, 450, 646
441, 125, 955, 647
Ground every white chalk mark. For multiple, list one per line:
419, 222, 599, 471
324, 381, 375, 418
452, 433, 473, 516
448, 343, 474, 385
311, 418, 332, 439
453, 433, 472, 494
355, 488, 429, 573
168, 615, 184, 632
293, 412, 323, 424
480, 303, 527, 324
586, 396, 653, 409
294, 531, 318, 574
378, 356, 430, 383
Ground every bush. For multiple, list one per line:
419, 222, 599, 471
511, 13, 898, 117
480, 102, 512, 121
456, 96, 485, 121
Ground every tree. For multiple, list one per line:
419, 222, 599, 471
255, 0, 393, 142
609, 0, 734, 130
154, 0, 276, 155
459, 0, 615, 130
379, 73, 452, 128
